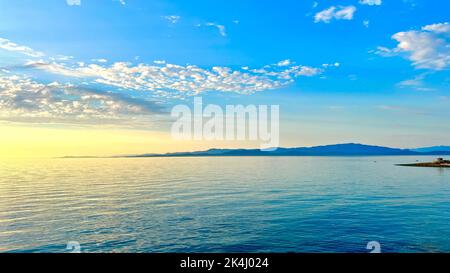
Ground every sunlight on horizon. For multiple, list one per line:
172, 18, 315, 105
0, 123, 269, 158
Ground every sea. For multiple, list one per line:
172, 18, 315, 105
1, 156, 449, 253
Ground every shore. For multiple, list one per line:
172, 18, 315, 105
397, 163, 450, 168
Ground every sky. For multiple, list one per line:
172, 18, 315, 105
0, 0, 449, 157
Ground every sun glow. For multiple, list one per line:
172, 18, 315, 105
0, 123, 176, 158
0, 123, 263, 158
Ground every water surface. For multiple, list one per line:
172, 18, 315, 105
1, 156, 449, 253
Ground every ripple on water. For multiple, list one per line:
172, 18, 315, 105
1, 156, 450, 253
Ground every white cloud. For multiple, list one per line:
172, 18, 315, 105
163, 15, 180, 24
28, 60, 326, 96
322, 62, 340, 68
0, 37, 45, 58
1, 38, 330, 99
0, 75, 163, 123
66, 0, 81, 6
372, 46, 396, 57
66, 0, 125, 6
295, 66, 323, 76
422, 22, 450, 34
375, 22, 450, 70
55, 55, 74, 61
314, 6, 356, 23
92, 58, 108, 63
359, 0, 382, 6
277, 59, 291, 66
205, 23, 227, 37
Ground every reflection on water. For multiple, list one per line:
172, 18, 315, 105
0, 156, 449, 253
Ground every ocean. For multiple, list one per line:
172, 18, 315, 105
1, 156, 449, 253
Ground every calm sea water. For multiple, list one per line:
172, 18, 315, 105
1, 156, 449, 253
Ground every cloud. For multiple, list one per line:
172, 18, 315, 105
359, 0, 382, 6
205, 23, 227, 37
295, 66, 323, 76
92, 58, 108, 63
377, 105, 430, 116
277, 59, 291, 66
372, 46, 396, 57
25, 61, 89, 78
375, 22, 450, 70
66, 0, 81, 5
363, 20, 370, 28
27, 60, 326, 96
66, 0, 125, 6
0, 74, 163, 124
2, 37, 330, 98
314, 6, 357, 23
422, 22, 450, 34
163, 15, 181, 24
397, 73, 433, 91
0, 37, 45, 58
322, 62, 340, 68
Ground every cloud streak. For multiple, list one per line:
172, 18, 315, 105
314, 6, 356, 23
66, 0, 81, 6
205, 22, 227, 37
359, 0, 382, 6
0, 38, 45, 58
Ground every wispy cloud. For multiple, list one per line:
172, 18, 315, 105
377, 105, 431, 116
91, 58, 108, 63
66, 0, 125, 6
0, 38, 45, 58
422, 22, 450, 34
314, 6, 357, 23
397, 72, 434, 91
359, 0, 382, 6
163, 15, 181, 24
375, 22, 450, 70
66, 0, 81, 6
205, 22, 227, 37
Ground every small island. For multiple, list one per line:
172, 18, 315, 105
398, 158, 450, 168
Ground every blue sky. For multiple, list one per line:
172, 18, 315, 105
0, 0, 449, 152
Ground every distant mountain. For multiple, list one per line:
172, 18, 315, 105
412, 146, 450, 153
126, 143, 450, 158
